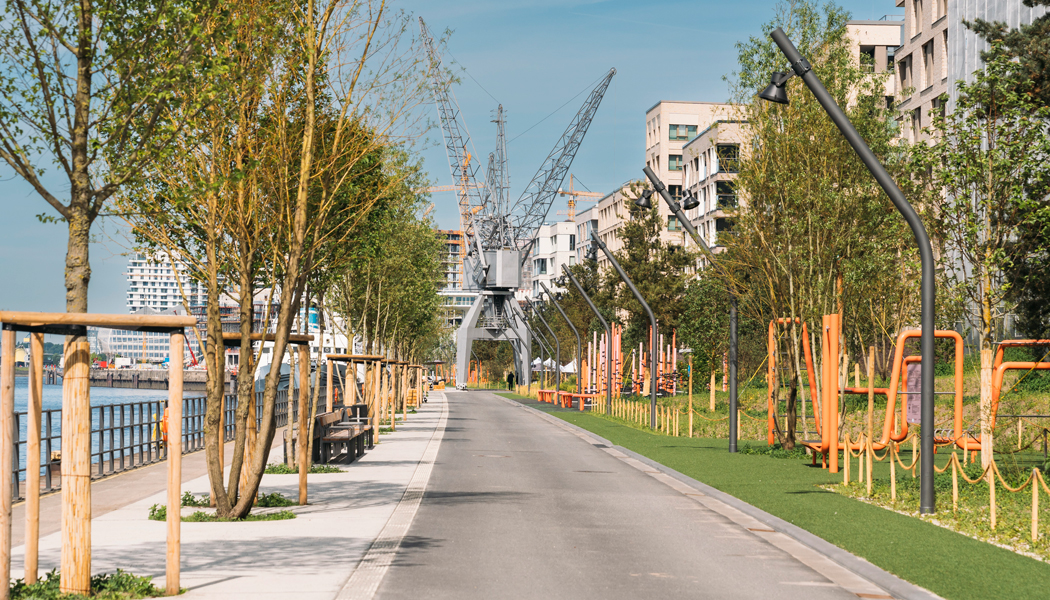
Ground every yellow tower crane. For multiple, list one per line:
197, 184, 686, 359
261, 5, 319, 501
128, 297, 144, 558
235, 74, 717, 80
556, 174, 604, 221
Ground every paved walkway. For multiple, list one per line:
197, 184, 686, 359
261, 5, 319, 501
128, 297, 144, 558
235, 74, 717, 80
10, 392, 449, 599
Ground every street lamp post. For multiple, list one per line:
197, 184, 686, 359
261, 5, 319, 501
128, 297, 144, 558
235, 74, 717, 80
562, 264, 612, 415
641, 165, 740, 452
759, 27, 937, 513
540, 281, 582, 395
511, 311, 552, 394
526, 297, 561, 391
589, 231, 658, 429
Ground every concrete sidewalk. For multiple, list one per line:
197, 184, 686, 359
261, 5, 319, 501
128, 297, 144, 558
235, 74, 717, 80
10, 393, 449, 599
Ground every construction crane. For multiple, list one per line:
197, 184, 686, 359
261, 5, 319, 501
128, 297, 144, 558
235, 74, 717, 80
556, 174, 605, 221
419, 17, 615, 389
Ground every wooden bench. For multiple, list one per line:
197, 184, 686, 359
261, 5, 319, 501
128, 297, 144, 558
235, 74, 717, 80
317, 409, 373, 464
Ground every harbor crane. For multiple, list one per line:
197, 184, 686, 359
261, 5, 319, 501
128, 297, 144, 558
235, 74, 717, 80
419, 18, 615, 388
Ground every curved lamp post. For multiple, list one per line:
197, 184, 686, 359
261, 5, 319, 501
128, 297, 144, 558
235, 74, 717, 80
562, 264, 612, 415
759, 27, 936, 513
540, 281, 582, 395
525, 297, 561, 391
511, 310, 552, 393
589, 231, 658, 429
641, 166, 740, 452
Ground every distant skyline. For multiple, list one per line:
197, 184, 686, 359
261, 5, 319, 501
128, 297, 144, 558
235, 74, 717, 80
0, 0, 896, 315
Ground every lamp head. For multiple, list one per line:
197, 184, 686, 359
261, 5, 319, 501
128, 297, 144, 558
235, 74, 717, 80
758, 71, 791, 105
635, 188, 654, 209
682, 193, 700, 210
585, 243, 598, 262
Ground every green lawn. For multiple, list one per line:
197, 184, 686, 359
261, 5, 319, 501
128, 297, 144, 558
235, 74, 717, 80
496, 392, 1050, 600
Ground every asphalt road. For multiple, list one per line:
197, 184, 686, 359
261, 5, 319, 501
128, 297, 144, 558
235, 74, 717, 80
376, 391, 887, 599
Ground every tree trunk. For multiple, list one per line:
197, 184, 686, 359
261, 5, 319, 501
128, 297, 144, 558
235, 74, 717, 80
64, 210, 92, 315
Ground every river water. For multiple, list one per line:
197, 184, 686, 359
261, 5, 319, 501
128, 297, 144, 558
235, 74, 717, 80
8, 376, 206, 483
10, 376, 202, 412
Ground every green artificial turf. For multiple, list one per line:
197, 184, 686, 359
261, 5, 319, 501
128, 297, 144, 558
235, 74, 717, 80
494, 393, 1050, 600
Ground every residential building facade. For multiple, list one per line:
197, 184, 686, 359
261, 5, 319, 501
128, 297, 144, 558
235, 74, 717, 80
681, 120, 749, 257
436, 229, 477, 328
528, 221, 577, 299
126, 252, 206, 311
645, 101, 741, 239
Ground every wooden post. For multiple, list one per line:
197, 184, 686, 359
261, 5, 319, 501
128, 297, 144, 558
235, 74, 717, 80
166, 332, 184, 596
298, 345, 310, 506
327, 359, 334, 413
990, 467, 997, 530
952, 455, 959, 513
688, 355, 693, 437
61, 341, 91, 594
890, 442, 897, 501
709, 370, 716, 413
1033, 469, 1039, 542
866, 346, 875, 497
0, 329, 15, 600
25, 332, 44, 584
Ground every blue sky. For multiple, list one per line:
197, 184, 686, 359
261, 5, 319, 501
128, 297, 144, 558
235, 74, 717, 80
0, 0, 895, 315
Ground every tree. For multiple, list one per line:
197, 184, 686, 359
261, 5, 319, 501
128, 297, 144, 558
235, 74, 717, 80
678, 272, 731, 400
721, 0, 924, 449
121, 0, 430, 518
965, 0, 1050, 107
608, 182, 697, 350
965, 2, 1050, 340
0, 0, 223, 317
908, 49, 1050, 467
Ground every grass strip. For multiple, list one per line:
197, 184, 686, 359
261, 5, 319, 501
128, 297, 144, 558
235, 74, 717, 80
496, 393, 1050, 600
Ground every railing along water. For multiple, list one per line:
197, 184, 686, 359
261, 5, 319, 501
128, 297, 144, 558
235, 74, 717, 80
9, 387, 311, 502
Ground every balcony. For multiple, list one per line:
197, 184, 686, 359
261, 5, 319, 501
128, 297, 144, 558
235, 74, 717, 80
717, 194, 738, 210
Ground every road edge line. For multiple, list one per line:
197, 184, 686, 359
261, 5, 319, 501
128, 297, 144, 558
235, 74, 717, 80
335, 392, 449, 600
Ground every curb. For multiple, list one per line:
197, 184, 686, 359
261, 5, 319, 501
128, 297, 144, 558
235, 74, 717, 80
502, 393, 944, 600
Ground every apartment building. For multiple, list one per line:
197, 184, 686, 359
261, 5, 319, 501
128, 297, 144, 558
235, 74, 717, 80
644, 101, 740, 235
528, 221, 577, 299
126, 252, 207, 311
681, 120, 749, 257
436, 229, 476, 328
895, 0, 949, 141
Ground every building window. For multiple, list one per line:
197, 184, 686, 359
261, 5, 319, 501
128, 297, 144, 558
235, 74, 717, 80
912, 0, 923, 37
667, 216, 682, 231
668, 124, 697, 141
716, 144, 740, 173
569, 234, 576, 251
668, 154, 683, 171
716, 181, 737, 209
922, 41, 933, 89
886, 47, 896, 74
668, 185, 682, 200
535, 258, 547, 275
941, 30, 948, 80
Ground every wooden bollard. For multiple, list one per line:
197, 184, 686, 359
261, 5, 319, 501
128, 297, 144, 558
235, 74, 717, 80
0, 329, 15, 600
26, 332, 44, 584
61, 341, 92, 595
990, 468, 997, 530
890, 442, 897, 502
166, 332, 184, 596
298, 345, 310, 506
952, 454, 959, 513
1033, 469, 1040, 542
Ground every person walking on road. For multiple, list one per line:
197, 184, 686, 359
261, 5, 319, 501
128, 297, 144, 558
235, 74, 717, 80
506, 371, 515, 391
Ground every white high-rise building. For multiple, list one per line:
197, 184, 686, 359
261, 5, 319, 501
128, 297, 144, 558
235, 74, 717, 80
528, 221, 577, 299
125, 252, 206, 311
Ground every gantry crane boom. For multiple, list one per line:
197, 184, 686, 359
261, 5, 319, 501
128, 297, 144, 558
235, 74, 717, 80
511, 68, 615, 246
418, 17, 486, 258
